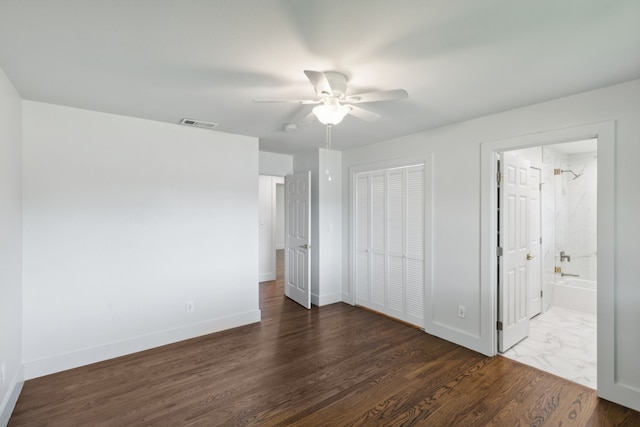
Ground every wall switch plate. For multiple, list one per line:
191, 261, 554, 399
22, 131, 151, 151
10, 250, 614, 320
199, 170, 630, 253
186, 301, 194, 312
457, 305, 466, 319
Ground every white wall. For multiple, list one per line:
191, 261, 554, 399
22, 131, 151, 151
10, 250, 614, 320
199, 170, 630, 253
22, 102, 261, 379
259, 151, 292, 176
0, 67, 24, 425
317, 148, 343, 305
341, 79, 640, 411
293, 149, 342, 306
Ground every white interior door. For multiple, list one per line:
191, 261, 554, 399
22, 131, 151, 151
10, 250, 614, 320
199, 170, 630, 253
284, 172, 311, 309
528, 167, 542, 318
499, 152, 531, 352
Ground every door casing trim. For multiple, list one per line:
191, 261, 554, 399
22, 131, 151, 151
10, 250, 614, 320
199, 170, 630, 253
480, 121, 614, 398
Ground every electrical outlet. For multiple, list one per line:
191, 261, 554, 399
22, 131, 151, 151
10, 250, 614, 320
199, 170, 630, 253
457, 305, 466, 319
186, 301, 194, 312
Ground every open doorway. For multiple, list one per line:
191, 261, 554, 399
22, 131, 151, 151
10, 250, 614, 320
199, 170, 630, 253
275, 183, 284, 250
481, 121, 617, 403
498, 139, 598, 389
259, 175, 285, 283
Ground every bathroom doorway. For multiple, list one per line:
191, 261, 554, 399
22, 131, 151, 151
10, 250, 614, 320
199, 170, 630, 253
498, 138, 598, 389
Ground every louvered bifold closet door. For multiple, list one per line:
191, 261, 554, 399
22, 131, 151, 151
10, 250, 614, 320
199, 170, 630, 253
369, 171, 387, 312
354, 164, 425, 327
355, 174, 370, 305
405, 165, 425, 326
387, 169, 405, 320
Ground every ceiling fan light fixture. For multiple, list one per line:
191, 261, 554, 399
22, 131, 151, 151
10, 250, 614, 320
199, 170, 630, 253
312, 103, 351, 125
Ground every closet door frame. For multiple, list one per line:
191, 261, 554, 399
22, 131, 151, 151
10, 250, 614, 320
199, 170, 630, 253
348, 154, 433, 330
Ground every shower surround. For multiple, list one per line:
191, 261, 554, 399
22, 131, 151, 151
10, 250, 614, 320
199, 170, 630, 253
564, 152, 598, 282
543, 145, 597, 313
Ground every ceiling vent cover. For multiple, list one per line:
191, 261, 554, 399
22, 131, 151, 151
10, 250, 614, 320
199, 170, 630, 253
179, 118, 219, 130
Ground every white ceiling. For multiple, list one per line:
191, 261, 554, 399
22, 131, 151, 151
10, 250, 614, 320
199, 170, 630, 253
1, 0, 638, 155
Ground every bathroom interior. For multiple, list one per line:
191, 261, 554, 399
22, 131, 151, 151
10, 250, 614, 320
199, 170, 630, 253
502, 138, 598, 389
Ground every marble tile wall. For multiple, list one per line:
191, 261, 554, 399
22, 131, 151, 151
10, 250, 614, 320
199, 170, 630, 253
554, 151, 569, 276
565, 152, 598, 282
541, 146, 598, 293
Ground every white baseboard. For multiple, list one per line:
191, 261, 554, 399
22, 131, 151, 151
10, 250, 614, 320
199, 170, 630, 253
312, 292, 343, 307
23, 309, 261, 381
259, 272, 275, 282
0, 365, 24, 427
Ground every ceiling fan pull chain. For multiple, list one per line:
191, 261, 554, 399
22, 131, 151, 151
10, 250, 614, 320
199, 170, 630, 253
325, 124, 332, 182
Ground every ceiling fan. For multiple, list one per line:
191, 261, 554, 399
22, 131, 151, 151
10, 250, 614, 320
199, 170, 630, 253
254, 70, 408, 126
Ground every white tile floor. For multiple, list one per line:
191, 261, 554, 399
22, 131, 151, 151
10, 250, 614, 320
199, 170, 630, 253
501, 306, 597, 389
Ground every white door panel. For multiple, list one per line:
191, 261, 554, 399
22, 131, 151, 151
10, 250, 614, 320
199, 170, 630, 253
405, 258, 424, 326
355, 175, 370, 305
370, 172, 386, 310
528, 168, 542, 318
387, 256, 404, 316
499, 152, 530, 352
387, 170, 405, 317
405, 166, 425, 326
371, 253, 386, 308
284, 172, 311, 309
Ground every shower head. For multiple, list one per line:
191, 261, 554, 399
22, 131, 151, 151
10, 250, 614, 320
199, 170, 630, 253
555, 169, 582, 180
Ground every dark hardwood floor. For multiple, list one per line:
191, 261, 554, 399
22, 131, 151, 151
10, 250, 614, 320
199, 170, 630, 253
10, 250, 640, 426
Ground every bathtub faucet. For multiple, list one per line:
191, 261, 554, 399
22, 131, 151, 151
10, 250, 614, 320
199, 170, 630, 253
561, 273, 580, 277
560, 251, 571, 262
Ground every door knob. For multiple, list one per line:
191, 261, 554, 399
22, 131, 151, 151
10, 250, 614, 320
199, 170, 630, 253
299, 244, 310, 249
526, 253, 536, 261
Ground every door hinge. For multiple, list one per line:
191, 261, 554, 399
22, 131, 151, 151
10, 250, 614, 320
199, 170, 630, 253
554, 266, 562, 274
497, 172, 503, 184
540, 290, 543, 297
497, 321, 503, 331
496, 247, 503, 257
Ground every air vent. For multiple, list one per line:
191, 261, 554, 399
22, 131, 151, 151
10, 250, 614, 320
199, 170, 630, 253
179, 118, 219, 130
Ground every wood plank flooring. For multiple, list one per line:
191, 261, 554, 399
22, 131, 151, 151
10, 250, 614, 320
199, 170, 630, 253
10, 252, 640, 426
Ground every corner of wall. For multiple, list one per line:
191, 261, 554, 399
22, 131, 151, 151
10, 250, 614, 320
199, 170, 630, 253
0, 64, 24, 427
0, 365, 24, 426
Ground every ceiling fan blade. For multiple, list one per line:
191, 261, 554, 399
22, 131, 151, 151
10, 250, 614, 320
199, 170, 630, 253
253, 99, 320, 104
348, 105, 381, 122
304, 70, 333, 97
344, 89, 408, 104
285, 105, 317, 126
298, 111, 317, 126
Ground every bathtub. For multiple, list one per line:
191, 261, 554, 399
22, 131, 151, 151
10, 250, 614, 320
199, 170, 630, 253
553, 278, 597, 315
